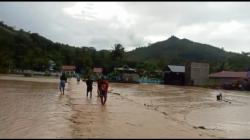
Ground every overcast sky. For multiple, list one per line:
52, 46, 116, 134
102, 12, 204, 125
0, 2, 250, 53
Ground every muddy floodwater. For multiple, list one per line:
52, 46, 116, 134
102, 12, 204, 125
1, 75, 250, 138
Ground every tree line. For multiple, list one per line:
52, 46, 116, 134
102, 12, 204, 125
0, 21, 155, 77
1, 21, 250, 79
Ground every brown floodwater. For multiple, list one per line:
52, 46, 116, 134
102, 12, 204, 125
109, 83, 250, 138
0, 75, 72, 138
1, 75, 250, 138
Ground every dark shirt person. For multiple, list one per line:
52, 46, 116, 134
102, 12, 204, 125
76, 74, 80, 84
59, 72, 67, 95
86, 76, 93, 98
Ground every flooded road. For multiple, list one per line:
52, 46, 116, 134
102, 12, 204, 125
0, 75, 250, 138
110, 83, 250, 138
0, 75, 72, 138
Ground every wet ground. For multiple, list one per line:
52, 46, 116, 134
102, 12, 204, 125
0, 75, 250, 138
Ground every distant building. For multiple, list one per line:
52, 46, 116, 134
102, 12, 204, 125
48, 60, 56, 71
62, 65, 75, 76
23, 69, 33, 77
185, 62, 209, 86
209, 71, 247, 86
114, 66, 139, 83
93, 67, 103, 74
163, 65, 185, 85
93, 67, 103, 79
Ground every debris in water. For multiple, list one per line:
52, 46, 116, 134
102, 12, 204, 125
112, 92, 121, 95
162, 112, 168, 116
194, 126, 206, 129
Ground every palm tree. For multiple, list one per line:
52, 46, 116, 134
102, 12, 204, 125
111, 43, 125, 61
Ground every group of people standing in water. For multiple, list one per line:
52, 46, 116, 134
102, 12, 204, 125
85, 75, 109, 105
59, 72, 109, 105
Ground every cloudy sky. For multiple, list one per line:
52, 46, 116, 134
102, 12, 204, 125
0, 2, 250, 53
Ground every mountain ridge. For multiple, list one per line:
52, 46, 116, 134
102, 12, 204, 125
1, 21, 250, 73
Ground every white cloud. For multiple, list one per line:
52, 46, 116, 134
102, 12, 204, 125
175, 20, 250, 52
144, 35, 168, 43
63, 2, 136, 28
1, 2, 250, 53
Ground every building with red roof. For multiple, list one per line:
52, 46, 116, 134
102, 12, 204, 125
210, 71, 247, 79
93, 68, 103, 73
62, 65, 76, 76
209, 71, 247, 86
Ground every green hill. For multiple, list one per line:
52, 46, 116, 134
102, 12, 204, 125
0, 21, 112, 74
126, 36, 250, 72
0, 21, 249, 75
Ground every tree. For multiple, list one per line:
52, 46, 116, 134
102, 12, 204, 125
111, 43, 125, 61
157, 57, 166, 70
2, 20, 250, 76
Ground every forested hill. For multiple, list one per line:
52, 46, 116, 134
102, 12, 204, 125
0, 21, 112, 74
0, 21, 250, 75
126, 36, 250, 72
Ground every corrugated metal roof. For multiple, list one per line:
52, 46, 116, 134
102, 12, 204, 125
209, 71, 247, 78
168, 65, 185, 73
115, 67, 136, 72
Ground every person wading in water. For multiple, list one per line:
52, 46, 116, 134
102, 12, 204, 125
97, 77, 102, 97
76, 73, 80, 84
100, 76, 109, 105
59, 72, 67, 95
86, 76, 93, 98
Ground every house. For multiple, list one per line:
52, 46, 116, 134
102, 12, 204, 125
62, 65, 75, 76
93, 67, 103, 79
185, 62, 209, 86
209, 71, 247, 86
23, 69, 33, 77
93, 67, 103, 74
163, 65, 185, 85
114, 66, 139, 83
